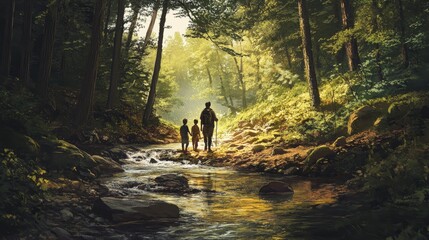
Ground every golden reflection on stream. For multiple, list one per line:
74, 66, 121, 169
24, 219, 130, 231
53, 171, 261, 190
103, 147, 343, 239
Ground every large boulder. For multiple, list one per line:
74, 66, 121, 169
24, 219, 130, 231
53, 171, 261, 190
305, 145, 335, 167
103, 147, 128, 162
0, 126, 39, 157
42, 139, 96, 171
92, 197, 180, 223
347, 106, 379, 135
92, 155, 124, 176
259, 181, 294, 194
154, 174, 189, 189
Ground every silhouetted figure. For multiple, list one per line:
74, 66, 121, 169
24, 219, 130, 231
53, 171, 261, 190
191, 119, 201, 151
200, 102, 218, 152
180, 118, 191, 153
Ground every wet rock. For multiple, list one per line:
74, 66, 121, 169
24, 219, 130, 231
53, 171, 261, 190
259, 181, 294, 194
347, 106, 380, 135
60, 208, 74, 221
155, 174, 189, 189
272, 147, 286, 155
92, 197, 180, 222
92, 155, 124, 176
150, 158, 158, 164
51, 227, 73, 240
332, 136, 347, 147
120, 181, 142, 189
283, 167, 300, 175
105, 147, 128, 162
252, 145, 265, 153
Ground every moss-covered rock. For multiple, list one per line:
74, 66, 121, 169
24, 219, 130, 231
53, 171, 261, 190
305, 145, 335, 167
333, 136, 347, 147
0, 126, 39, 157
388, 101, 412, 119
347, 106, 380, 135
252, 144, 265, 153
42, 139, 96, 171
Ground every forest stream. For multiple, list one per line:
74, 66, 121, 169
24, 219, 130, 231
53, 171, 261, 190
101, 144, 345, 239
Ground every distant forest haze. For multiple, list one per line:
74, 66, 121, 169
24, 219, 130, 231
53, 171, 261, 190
1, 0, 429, 239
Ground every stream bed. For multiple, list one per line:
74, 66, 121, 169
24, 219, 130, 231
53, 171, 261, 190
102, 144, 344, 239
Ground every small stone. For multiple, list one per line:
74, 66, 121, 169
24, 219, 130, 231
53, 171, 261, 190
150, 158, 158, 164
252, 145, 265, 153
272, 147, 286, 155
51, 227, 73, 240
60, 209, 74, 221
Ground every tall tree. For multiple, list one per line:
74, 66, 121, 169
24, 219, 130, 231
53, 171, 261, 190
396, 0, 409, 68
107, 0, 126, 108
298, 0, 320, 108
37, 0, 59, 99
371, 0, 383, 81
142, 0, 161, 52
142, 0, 169, 125
75, 0, 105, 126
233, 56, 247, 108
20, 0, 33, 86
124, 2, 141, 57
340, 0, 360, 71
0, 0, 15, 82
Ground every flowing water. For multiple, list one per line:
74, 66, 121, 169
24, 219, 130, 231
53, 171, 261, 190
102, 144, 344, 239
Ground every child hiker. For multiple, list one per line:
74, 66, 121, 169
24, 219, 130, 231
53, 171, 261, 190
191, 119, 201, 151
180, 118, 191, 153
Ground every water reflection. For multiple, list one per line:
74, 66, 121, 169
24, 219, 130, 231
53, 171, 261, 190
103, 146, 341, 239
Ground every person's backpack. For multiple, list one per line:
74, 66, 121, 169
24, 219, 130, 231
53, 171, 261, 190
201, 108, 212, 125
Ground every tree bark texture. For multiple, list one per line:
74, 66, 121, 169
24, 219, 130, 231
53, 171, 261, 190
107, 0, 125, 108
396, 0, 409, 68
298, 0, 320, 108
75, 0, 105, 126
37, 0, 59, 99
0, 0, 15, 81
341, 0, 360, 71
124, 2, 141, 57
142, 0, 161, 52
20, 0, 33, 86
142, 0, 169, 126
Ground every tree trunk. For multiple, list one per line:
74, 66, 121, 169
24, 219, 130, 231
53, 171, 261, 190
142, 0, 169, 126
20, 0, 33, 86
107, 0, 125, 109
397, 0, 409, 68
372, 0, 383, 81
75, 0, 105, 126
341, 0, 360, 71
0, 0, 15, 82
298, 0, 320, 108
233, 56, 247, 108
103, 0, 111, 42
37, 0, 59, 99
206, 66, 213, 88
124, 2, 141, 57
142, 0, 161, 52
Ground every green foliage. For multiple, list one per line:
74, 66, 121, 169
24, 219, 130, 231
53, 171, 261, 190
0, 149, 44, 233
0, 87, 49, 137
363, 145, 429, 203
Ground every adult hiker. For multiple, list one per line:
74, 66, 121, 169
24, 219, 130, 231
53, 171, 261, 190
200, 102, 218, 152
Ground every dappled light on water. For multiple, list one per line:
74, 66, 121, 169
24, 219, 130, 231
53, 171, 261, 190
103, 146, 342, 239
